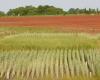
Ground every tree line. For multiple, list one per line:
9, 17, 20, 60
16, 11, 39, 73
0, 5, 100, 16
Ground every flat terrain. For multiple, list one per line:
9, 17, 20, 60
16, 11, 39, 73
0, 16, 100, 80
0, 16, 100, 33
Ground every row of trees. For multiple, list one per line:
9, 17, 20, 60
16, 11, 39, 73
7, 5, 65, 16
67, 8, 100, 14
0, 5, 100, 16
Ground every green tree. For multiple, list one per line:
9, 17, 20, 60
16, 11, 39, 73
24, 6, 37, 15
0, 11, 5, 16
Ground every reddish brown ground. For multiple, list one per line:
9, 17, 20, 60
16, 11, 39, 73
0, 16, 100, 33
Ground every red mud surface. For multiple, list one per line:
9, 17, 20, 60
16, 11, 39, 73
0, 16, 100, 33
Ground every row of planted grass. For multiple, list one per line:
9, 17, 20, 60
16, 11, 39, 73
1, 49, 100, 80
0, 26, 63, 40
0, 26, 96, 39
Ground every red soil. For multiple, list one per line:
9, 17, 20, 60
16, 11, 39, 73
0, 16, 100, 33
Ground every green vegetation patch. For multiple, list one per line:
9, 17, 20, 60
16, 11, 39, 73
0, 33, 100, 50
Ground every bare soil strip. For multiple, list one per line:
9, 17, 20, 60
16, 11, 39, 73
0, 16, 100, 33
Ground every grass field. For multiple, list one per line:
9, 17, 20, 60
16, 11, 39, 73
0, 26, 100, 80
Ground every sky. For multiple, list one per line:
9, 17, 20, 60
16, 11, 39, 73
0, 0, 100, 12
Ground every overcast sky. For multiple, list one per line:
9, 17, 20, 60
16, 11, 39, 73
0, 0, 100, 12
